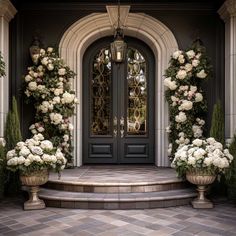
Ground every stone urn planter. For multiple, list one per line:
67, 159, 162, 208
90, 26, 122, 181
20, 169, 49, 210
186, 170, 216, 209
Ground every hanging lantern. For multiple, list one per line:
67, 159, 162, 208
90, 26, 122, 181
110, 28, 127, 63
110, 0, 127, 63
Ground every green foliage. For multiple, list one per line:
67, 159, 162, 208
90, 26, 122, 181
227, 135, 236, 202
4, 97, 22, 196
0, 51, 5, 77
210, 100, 225, 146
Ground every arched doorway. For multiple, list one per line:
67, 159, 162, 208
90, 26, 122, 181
59, 11, 178, 167
83, 37, 155, 164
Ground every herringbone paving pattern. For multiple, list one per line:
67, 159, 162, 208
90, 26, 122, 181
0, 198, 236, 235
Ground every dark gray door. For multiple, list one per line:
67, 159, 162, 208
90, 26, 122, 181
83, 37, 154, 164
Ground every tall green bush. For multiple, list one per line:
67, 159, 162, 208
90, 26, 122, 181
210, 100, 224, 145
4, 97, 22, 195
227, 135, 236, 202
209, 100, 226, 195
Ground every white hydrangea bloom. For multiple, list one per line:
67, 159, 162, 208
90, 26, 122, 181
175, 112, 187, 123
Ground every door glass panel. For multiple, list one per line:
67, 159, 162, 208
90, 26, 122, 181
127, 48, 147, 135
90, 48, 112, 135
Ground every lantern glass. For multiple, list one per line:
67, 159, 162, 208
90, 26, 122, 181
111, 38, 127, 63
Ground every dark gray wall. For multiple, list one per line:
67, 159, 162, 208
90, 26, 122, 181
9, 0, 225, 138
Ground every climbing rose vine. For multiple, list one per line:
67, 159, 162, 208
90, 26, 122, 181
24, 47, 78, 164
164, 42, 212, 160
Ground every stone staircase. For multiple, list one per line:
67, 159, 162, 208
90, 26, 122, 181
38, 166, 197, 209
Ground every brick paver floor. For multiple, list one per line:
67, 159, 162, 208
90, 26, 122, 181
0, 198, 236, 236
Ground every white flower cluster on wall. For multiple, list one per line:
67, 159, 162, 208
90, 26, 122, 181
164, 42, 212, 160
24, 47, 78, 164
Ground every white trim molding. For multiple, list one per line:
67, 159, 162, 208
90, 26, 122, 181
0, 0, 17, 137
59, 9, 178, 167
218, 0, 236, 140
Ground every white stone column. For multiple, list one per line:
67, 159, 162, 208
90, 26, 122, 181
0, 0, 17, 136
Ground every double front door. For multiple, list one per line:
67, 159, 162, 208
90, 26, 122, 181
83, 37, 154, 164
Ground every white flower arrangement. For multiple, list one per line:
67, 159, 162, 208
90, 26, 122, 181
164, 41, 211, 159
6, 134, 67, 175
171, 138, 233, 178
24, 47, 78, 163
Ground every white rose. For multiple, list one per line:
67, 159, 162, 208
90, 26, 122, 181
18, 156, 26, 164
37, 65, 43, 72
41, 57, 48, 65
16, 141, 25, 148
40, 140, 53, 150
172, 50, 182, 59
188, 156, 196, 165
47, 64, 54, 71
37, 85, 45, 91
68, 123, 74, 131
196, 53, 202, 59
33, 133, 44, 141
47, 47, 53, 53
206, 137, 216, 145
176, 70, 187, 80
196, 69, 207, 79
49, 113, 63, 125
6, 150, 16, 160
190, 86, 197, 92
192, 125, 203, 138
195, 93, 203, 102
179, 100, 193, 111
175, 112, 187, 123
186, 50, 195, 59
28, 81, 37, 91
63, 134, 69, 142
39, 101, 50, 113
61, 92, 75, 104
31, 146, 43, 156
178, 55, 185, 64
40, 49, 46, 55
25, 75, 33, 82
204, 157, 213, 166
54, 88, 63, 96
19, 146, 31, 156
192, 59, 199, 67
164, 77, 177, 90
185, 63, 193, 72
192, 139, 203, 147
37, 126, 45, 133
7, 157, 18, 166
58, 68, 66, 75
53, 96, 61, 104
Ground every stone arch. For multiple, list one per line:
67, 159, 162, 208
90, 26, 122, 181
59, 11, 178, 167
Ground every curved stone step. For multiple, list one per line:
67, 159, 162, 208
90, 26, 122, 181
44, 179, 187, 193
39, 188, 197, 209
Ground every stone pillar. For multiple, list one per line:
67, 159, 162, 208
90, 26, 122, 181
0, 0, 17, 136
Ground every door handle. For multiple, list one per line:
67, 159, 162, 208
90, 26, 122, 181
120, 116, 124, 138
113, 116, 117, 137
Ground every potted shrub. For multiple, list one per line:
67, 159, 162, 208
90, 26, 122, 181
171, 137, 233, 208
6, 133, 66, 210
